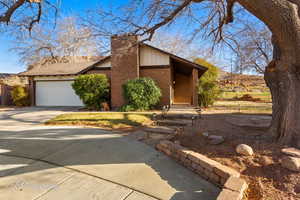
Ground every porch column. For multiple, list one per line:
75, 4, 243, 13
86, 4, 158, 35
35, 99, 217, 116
192, 69, 199, 106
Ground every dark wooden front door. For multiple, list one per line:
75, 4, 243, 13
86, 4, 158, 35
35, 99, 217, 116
173, 73, 192, 104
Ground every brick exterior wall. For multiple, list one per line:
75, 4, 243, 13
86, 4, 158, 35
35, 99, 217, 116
140, 68, 171, 106
111, 35, 139, 108
83, 35, 201, 108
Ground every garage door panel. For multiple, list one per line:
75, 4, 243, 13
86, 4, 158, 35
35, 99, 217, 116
36, 81, 83, 106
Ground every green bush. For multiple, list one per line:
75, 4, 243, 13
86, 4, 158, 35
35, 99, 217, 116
119, 104, 136, 112
11, 85, 30, 106
122, 77, 161, 111
72, 74, 110, 110
195, 58, 221, 107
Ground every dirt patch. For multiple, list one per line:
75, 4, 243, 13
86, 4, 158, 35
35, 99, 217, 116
234, 94, 262, 102
172, 113, 300, 200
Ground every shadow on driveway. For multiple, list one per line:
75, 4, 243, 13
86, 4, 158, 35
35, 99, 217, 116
0, 127, 220, 200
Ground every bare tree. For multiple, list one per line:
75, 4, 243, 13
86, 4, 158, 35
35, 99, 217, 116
2, 0, 300, 146
11, 17, 102, 67
232, 25, 272, 74
148, 32, 199, 59
153, 0, 300, 147
88, 0, 300, 146
148, 31, 223, 68
0, 0, 58, 31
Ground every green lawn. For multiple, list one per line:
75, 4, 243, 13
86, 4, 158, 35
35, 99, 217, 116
46, 112, 153, 129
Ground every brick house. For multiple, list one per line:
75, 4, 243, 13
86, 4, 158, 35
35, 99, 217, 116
19, 35, 207, 108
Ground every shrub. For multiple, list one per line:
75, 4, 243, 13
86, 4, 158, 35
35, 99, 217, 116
119, 104, 136, 112
195, 58, 221, 107
122, 77, 161, 111
72, 74, 110, 110
11, 85, 30, 106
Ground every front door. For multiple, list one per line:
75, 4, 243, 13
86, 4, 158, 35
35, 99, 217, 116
173, 73, 192, 104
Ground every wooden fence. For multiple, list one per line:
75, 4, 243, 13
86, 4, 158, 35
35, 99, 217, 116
0, 84, 13, 106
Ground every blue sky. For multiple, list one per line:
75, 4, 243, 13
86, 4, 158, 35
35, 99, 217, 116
0, 1, 264, 74
0, 0, 121, 73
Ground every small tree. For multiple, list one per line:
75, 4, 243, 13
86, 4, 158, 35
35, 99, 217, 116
195, 58, 220, 107
11, 85, 30, 106
122, 77, 161, 111
72, 74, 109, 110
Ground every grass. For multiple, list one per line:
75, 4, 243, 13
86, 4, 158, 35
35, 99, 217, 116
206, 100, 272, 114
46, 112, 153, 129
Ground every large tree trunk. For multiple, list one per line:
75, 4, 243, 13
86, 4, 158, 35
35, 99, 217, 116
265, 60, 300, 147
237, 0, 300, 146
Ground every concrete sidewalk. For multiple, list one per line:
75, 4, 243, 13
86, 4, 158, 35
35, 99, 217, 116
0, 108, 220, 200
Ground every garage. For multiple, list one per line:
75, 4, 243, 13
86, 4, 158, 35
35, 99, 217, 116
35, 80, 83, 106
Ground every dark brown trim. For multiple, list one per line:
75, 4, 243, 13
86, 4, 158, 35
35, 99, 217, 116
92, 67, 111, 71
19, 74, 77, 77
33, 80, 36, 106
34, 79, 75, 82
140, 65, 170, 69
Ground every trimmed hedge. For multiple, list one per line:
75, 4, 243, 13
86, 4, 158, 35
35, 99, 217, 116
72, 74, 110, 110
121, 77, 161, 111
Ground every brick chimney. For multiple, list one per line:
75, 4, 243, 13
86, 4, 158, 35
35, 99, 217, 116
110, 34, 139, 108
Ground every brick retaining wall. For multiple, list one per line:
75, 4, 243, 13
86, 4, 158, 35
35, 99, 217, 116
156, 140, 247, 200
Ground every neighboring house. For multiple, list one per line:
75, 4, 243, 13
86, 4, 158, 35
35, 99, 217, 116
19, 35, 207, 108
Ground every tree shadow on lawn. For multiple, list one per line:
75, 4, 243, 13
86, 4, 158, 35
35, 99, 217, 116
0, 127, 219, 200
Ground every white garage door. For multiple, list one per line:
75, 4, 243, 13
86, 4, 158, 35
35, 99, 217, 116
36, 81, 83, 106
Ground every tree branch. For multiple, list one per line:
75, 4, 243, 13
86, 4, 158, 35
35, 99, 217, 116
28, 2, 42, 33
0, 0, 26, 24
142, 0, 197, 40
225, 0, 236, 24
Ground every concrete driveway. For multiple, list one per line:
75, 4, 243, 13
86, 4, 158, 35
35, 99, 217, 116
0, 108, 220, 200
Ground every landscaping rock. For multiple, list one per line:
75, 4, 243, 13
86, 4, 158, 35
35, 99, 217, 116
281, 147, 300, 158
294, 184, 300, 194
144, 126, 175, 134
281, 156, 300, 172
258, 156, 273, 166
236, 144, 254, 156
202, 132, 209, 137
174, 140, 181, 145
208, 135, 225, 145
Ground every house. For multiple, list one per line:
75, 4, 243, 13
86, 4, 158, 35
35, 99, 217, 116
19, 35, 207, 108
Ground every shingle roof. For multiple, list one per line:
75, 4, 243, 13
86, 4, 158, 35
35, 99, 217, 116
18, 57, 109, 76
19, 43, 207, 76
18, 61, 96, 76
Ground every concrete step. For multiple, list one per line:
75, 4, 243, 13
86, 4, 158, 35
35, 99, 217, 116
157, 119, 191, 127
144, 126, 177, 134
